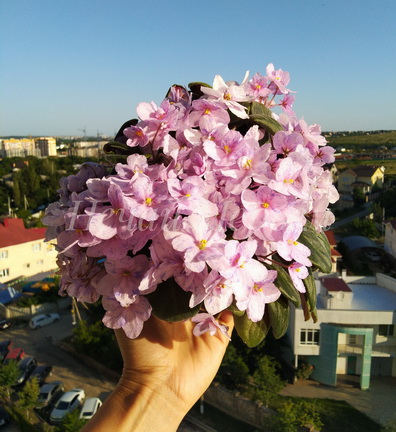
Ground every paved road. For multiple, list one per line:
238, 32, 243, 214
330, 203, 372, 229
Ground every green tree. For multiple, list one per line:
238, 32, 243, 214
0, 361, 19, 403
249, 355, 285, 407
16, 377, 40, 421
55, 409, 86, 432
271, 399, 323, 432
12, 173, 22, 208
353, 187, 366, 206
352, 218, 380, 238
216, 344, 250, 391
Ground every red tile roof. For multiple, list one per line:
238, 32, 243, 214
321, 278, 352, 292
324, 230, 337, 246
0, 218, 46, 248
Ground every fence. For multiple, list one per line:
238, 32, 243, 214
204, 382, 274, 430
0, 297, 71, 320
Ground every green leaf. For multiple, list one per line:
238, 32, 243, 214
146, 278, 200, 322
298, 221, 332, 274
188, 81, 212, 99
248, 101, 273, 117
303, 269, 318, 323
103, 141, 133, 155
228, 302, 245, 317
268, 296, 289, 339
269, 261, 301, 307
249, 114, 284, 135
234, 312, 270, 347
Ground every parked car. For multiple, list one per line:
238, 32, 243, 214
79, 397, 102, 420
0, 406, 10, 427
29, 313, 60, 330
0, 340, 12, 361
0, 320, 12, 331
28, 365, 52, 385
14, 356, 37, 386
3, 347, 25, 365
365, 250, 381, 262
36, 381, 64, 409
49, 389, 85, 424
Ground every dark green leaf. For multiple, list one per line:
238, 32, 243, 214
298, 221, 332, 274
268, 296, 289, 339
234, 312, 270, 347
248, 101, 273, 118
103, 141, 133, 155
249, 114, 284, 135
269, 261, 301, 307
146, 278, 200, 322
303, 269, 318, 323
228, 302, 245, 317
188, 82, 212, 99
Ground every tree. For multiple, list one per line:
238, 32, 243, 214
216, 344, 250, 391
249, 355, 285, 407
271, 399, 323, 432
16, 377, 40, 421
55, 410, 86, 432
0, 361, 19, 404
352, 218, 380, 238
352, 187, 366, 207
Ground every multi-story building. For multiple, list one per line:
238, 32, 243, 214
288, 273, 396, 389
337, 165, 385, 195
35, 137, 57, 157
0, 218, 57, 283
0, 138, 38, 158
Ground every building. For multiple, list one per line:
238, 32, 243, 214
0, 138, 38, 158
288, 273, 396, 389
0, 137, 57, 158
35, 137, 57, 157
0, 218, 57, 283
337, 165, 385, 195
324, 230, 342, 273
384, 220, 396, 259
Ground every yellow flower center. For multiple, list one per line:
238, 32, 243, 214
145, 197, 152, 206
253, 284, 263, 292
136, 130, 143, 137
224, 92, 232, 101
184, 193, 191, 197
223, 145, 230, 154
255, 84, 261, 89
113, 208, 122, 215
295, 268, 300, 273
243, 159, 252, 169
283, 178, 294, 184
262, 202, 270, 208
204, 108, 211, 115
75, 229, 83, 234
198, 239, 207, 250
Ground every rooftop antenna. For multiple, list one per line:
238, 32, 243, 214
78, 127, 87, 140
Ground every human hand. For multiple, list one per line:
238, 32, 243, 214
82, 311, 233, 432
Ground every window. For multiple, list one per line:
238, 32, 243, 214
378, 325, 394, 337
300, 329, 320, 345
0, 250, 8, 260
0, 268, 10, 277
24, 263, 31, 268
349, 335, 357, 345
32, 243, 41, 252
36, 260, 44, 265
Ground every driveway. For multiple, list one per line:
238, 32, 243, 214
280, 375, 396, 425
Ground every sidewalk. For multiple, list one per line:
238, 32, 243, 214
280, 375, 396, 425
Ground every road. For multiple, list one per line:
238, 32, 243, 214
330, 203, 372, 229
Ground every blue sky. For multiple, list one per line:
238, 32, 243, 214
1, 0, 395, 137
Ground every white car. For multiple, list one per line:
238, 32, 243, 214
29, 313, 60, 329
79, 397, 102, 420
50, 389, 85, 423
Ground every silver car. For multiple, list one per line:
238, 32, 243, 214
49, 388, 85, 423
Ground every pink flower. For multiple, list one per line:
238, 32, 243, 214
234, 270, 281, 322
276, 223, 312, 267
266, 63, 290, 95
288, 262, 309, 293
102, 295, 152, 339
191, 313, 230, 339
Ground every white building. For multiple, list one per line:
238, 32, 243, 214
384, 220, 396, 259
288, 273, 396, 389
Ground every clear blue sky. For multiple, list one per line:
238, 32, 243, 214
1, 0, 395, 137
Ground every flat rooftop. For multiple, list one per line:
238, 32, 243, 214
317, 283, 396, 311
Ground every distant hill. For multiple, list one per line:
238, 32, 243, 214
325, 130, 396, 149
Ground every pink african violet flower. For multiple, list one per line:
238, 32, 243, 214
123, 124, 150, 148
288, 262, 309, 293
96, 254, 151, 307
245, 72, 271, 102
102, 295, 152, 339
276, 223, 312, 267
189, 99, 230, 126
214, 239, 268, 286
191, 313, 230, 339
234, 270, 281, 322
241, 186, 288, 230
164, 214, 225, 273
266, 63, 290, 95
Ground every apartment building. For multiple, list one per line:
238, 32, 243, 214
0, 218, 57, 283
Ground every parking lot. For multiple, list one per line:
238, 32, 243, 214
0, 311, 118, 430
